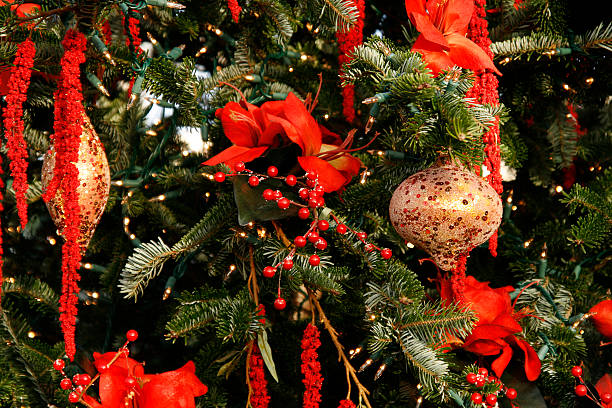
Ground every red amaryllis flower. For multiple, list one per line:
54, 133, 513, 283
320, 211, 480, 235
202, 100, 287, 168
262, 93, 361, 192
439, 276, 541, 381
589, 299, 612, 339
596, 374, 612, 408
405, 0, 501, 76
81, 352, 208, 408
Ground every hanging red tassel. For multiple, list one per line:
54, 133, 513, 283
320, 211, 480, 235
338, 400, 356, 408
227, 0, 241, 23
336, 0, 365, 123
43, 28, 87, 361
249, 344, 270, 408
301, 323, 323, 408
450, 254, 468, 302
2, 38, 36, 230
466, 0, 502, 257
124, 16, 142, 49
101, 21, 112, 46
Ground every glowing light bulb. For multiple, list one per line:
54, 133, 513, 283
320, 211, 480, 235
555, 185, 563, 193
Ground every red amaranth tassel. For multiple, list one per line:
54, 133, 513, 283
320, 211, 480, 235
338, 400, 356, 408
228, 0, 241, 23
44, 28, 87, 361
101, 21, 112, 46
336, 0, 365, 123
125, 16, 142, 49
3, 38, 36, 230
451, 254, 468, 301
249, 344, 270, 408
466, 0, 502, 256
301, 324, 323, 408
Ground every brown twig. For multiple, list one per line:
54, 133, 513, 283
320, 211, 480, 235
271, 220, 292, 247
307, 287, 372, 408
245, 340, 254, 408
248, 245, 260, 304
15, 5, 77, 23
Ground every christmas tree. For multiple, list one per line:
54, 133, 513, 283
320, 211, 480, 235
1, 0, 611, 407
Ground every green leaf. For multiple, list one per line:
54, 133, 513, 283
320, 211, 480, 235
217, 352, 242, 380
233, 176, 298, 225
257, 331, 279, 382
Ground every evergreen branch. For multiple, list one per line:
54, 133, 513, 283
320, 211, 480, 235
396, 331, 449, 389
394, 301, 476, 343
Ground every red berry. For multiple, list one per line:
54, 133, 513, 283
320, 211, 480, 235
53, 359, 65, 371
79, 374, 91, 385
295, 236, 307, 247
306, 179, 316, 188
336, 224, 347, 234
575, 384, 588, 397
234, 161, 245, 172
309, 254, 320, 266
75, 386, 85, 394
98, 364, 108, 373
307, 231, 320, 243
317, 220, 329, 231
72, 374, 81, 385
314, 185, 325, 194
282, 258, 293, 270
315, 197, 325, 207
263, 266, 276, 278
308, 198, 318, 208
274, 190, 283, 200
466, 373, 478, 384
274, 297, 286, 310
278, 198, 290, 209
478, 368, 488, 377
485, 394, 497, 406
487, 375, 496, 383
125, 376, 137, 388
214, 172, 226, 182
471, 393, 483, 404
263, 189, 275, 200
248, 176, 260, 187
381, 248, 392, 259
307, 171, 318, 180
68, 392, 80, 403
298, 208, 310, 219
299, 188, 309, 200
60, 378, 72, 390
267, 166, 278, 177
506, 388, 517, 400
126, 329, 139, 342
364, 243, 375, 252
356, 232, 367, 241
286, 175, 297, 186
602, 393, 612, 403
475, 379, 485, 387
571, 365, 583, 377
315, 238, 327, 250
309, 189, 320, 199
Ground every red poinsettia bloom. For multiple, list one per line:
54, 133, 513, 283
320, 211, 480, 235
596, 373, 612, 408
261, 93, 361, 192
81, 352, 207, 408
202, 100, 287, 168
439, 276, 541, 381
405, 0, 501, 76
589, 299, 612, 339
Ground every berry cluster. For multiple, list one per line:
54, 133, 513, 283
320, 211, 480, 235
571, 365, 612, 406
466, 368, 517, 407
53, 330, 139, 404
214, 162, 393, 311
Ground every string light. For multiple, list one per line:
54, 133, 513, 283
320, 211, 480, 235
323, 113, 329, 120
182, 150, 190, 156
406, 242, 415, 248
112, 180, 124, 186
358, 359, 373, 372
500, 57, 511, 64
27, 331, 37, 338
555, 185, 563, 193
365, 116, 376, 133
524, 238, 533, 248
562, 83, 571, 91
374, 363, 387, 380
195, 46, 208, 57
585, 77, 594, 85
47, 236, 57, 245
369, 314, 377, 321
288, 66, 294, 72
349, 346, 362, 359
300, 54, 308, 61
415, 396, 423, 408
163, 287, 172, 300
145, 129, 158, 137
257, 227, 267, 239
91, 292, 99, 299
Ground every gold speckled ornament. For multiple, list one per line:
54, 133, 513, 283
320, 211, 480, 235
389, 164, 502, 271
41, 114, 110, 254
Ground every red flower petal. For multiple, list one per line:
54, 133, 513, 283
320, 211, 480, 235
589, 299, 612, 339
408, 11, 449, 49
436, 0, 473, 36
217, 101, 262, 147
464, 325, 517, 346
412, 35, 454, 76
81, 395, 104, 408
596, 374, 612, 408
298, 156, 347, 192
446, 33, 502, 75
490, 344, 513, 378
281, 93, 322, 156
507, 336, 541, 381
463, 337, 506, 356
139, 361, 207, 408
92, 352, 142, 407
202, 145, 268, 167
490, 313, 523, 334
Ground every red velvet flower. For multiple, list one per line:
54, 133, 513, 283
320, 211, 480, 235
81, 352, 208, 408
261, 93, 361, 192
589, 299, 612, 340
439, 275, 541, 381
405, 0, 501, 76
202, 100, 286, 168
596, 373, 612, 408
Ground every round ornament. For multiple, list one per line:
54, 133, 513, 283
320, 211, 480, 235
42, 114, 110, 254
389, 164, 502, 270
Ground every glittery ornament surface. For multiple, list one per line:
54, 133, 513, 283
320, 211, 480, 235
389, 164, 502, 270
42, 114, 110, 254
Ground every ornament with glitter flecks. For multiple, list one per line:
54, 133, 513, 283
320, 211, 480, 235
389, 164, 502, 270
42, 113, 110, 254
